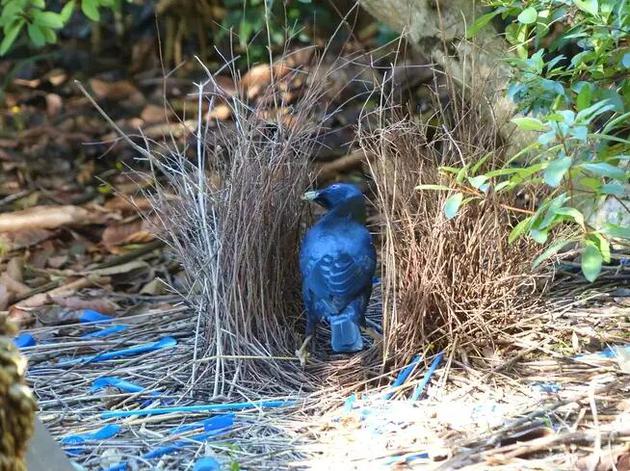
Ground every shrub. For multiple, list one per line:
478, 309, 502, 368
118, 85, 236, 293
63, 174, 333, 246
458, 0, 630, 281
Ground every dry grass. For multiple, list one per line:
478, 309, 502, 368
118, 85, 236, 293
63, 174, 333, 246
360, 79, 549, 371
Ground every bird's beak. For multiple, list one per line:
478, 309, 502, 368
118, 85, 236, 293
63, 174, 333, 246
302, 190, 320, 201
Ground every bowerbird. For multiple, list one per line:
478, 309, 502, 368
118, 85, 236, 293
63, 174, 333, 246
297, 182, 378, 365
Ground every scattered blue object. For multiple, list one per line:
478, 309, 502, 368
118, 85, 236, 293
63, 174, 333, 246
411, 351, 444, 400
533, 382, 561, 394
169, 413, 234, 435
384, 354, 422, 399
57, 336, 177, 366
92, 376, 146, 393
79, 309, 113, 323
385, 451, 430, 465
575, 344, 630, 361
81, 325, 128, 338
61, 424, 121, 456
194, 457, 221, 471
13, 333, 36, 349
101, 398, 295, 419
343, 394, 357, 414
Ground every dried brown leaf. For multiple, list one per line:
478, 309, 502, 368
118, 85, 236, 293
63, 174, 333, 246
102, 219, 154, 251
0, 205, 98, 232
0, 229, 53, 251
49, 295, 119, 314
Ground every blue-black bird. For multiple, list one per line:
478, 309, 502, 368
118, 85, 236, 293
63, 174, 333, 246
297, 183, 377, 364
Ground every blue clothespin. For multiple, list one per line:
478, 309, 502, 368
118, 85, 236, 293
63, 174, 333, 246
14, 333, 36, 348
384, 354, 422, 399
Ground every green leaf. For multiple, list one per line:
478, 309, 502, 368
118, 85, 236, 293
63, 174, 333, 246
0, 18, 25, 56
573, 0, 599, 16
576, 84, 592, 111
581, 162, 626, 179
467, 175, 488, 190
555, 207, 585, 228
509, 216, 532, 244
589, 233, 611, 263
581, 242, 602, 282
543, 156, 572, 187
601, 182, 625, 196
517, 7, 538, 24
512, 116, 546, 131
415, 184, 452, 191
466, 10, 502, 38
530, 229, 548, 244
60, 0, 76, 23
443, 192, 464, 220
27, 23, 46, 47
532, 239, 573, 268
32, 11, 64, 29
601, 223, 630, 240
81, 0, 100, 21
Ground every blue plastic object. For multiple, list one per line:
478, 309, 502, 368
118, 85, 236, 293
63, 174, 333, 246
101, 398, 295, 419
411, 351, 444, 400
169, 413, 235, 435
79, 310, 113, 323
384, 354, 422, 399
13, 333, 36, 348
81, 325, 128, 338
61, 424, 121, 456
92, 376, 146, 393
58, 336, 177, 366
194, 457, 221, 471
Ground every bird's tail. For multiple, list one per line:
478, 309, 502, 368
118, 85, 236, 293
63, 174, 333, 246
330, 313, 363, 353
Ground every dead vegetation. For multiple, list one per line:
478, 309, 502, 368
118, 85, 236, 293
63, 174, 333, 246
361, 84, 549, 371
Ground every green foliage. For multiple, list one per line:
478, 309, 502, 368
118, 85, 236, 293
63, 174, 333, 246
0, 0, 128, 55
218, 0, 328, 65
429, 0, 630, 281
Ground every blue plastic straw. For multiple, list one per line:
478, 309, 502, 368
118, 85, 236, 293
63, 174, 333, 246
411, 351, 444, 400
81, 325, 128, 338
61, 424, 121, 456
168, 413, 234, 435
101, 399, 295, 419
80, 310, 113, 323
57, 336, 177, 366
92, 376, 146, 393
384, 354, 422, 399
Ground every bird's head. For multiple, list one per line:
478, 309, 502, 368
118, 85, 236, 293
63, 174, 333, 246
302, 183, 365, 210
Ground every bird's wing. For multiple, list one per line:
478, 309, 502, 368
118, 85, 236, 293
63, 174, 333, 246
307, 252, 375, 314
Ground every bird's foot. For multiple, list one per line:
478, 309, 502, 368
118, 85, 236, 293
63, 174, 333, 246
361, 326, 383, 344
295, 335, 313, 367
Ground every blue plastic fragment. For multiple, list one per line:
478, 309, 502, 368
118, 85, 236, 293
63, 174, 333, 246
194, 456, 221, 471
575, 344, 630, 361
92, 376, 146, 393
169, 413, 234, 435
411, 351, 444, 400
533, 382, 561, 394
143, 430, 220, 460
57, 336, 177, 366
81, 325, 128, 338
343, 394, 357, 414
384, 354, 422, 399
79, 309, 112, 324
61, 424, 121, 456
101, 399, 295, 419
13, 333, 36, 348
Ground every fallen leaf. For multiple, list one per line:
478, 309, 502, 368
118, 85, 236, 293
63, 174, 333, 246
241, 63, 292, 100
0, 285, 10, 310
0, 205, 97, 232
45, 93, 63, 117
6, 257, 23, 282
206, 103, 232, 121
141, 104, 168, 124
102, 219, 155, 251
0, 272, 30, 297
140, 277, 168, 295
87, 260, 149, 276
49, 295, 120, 314
89, 78, 142, 101
47, 255, 68, 269
0, 229, 53, 252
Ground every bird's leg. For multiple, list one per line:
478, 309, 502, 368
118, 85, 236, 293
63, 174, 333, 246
361, 324, 383, 344
295, 335, 313, 367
